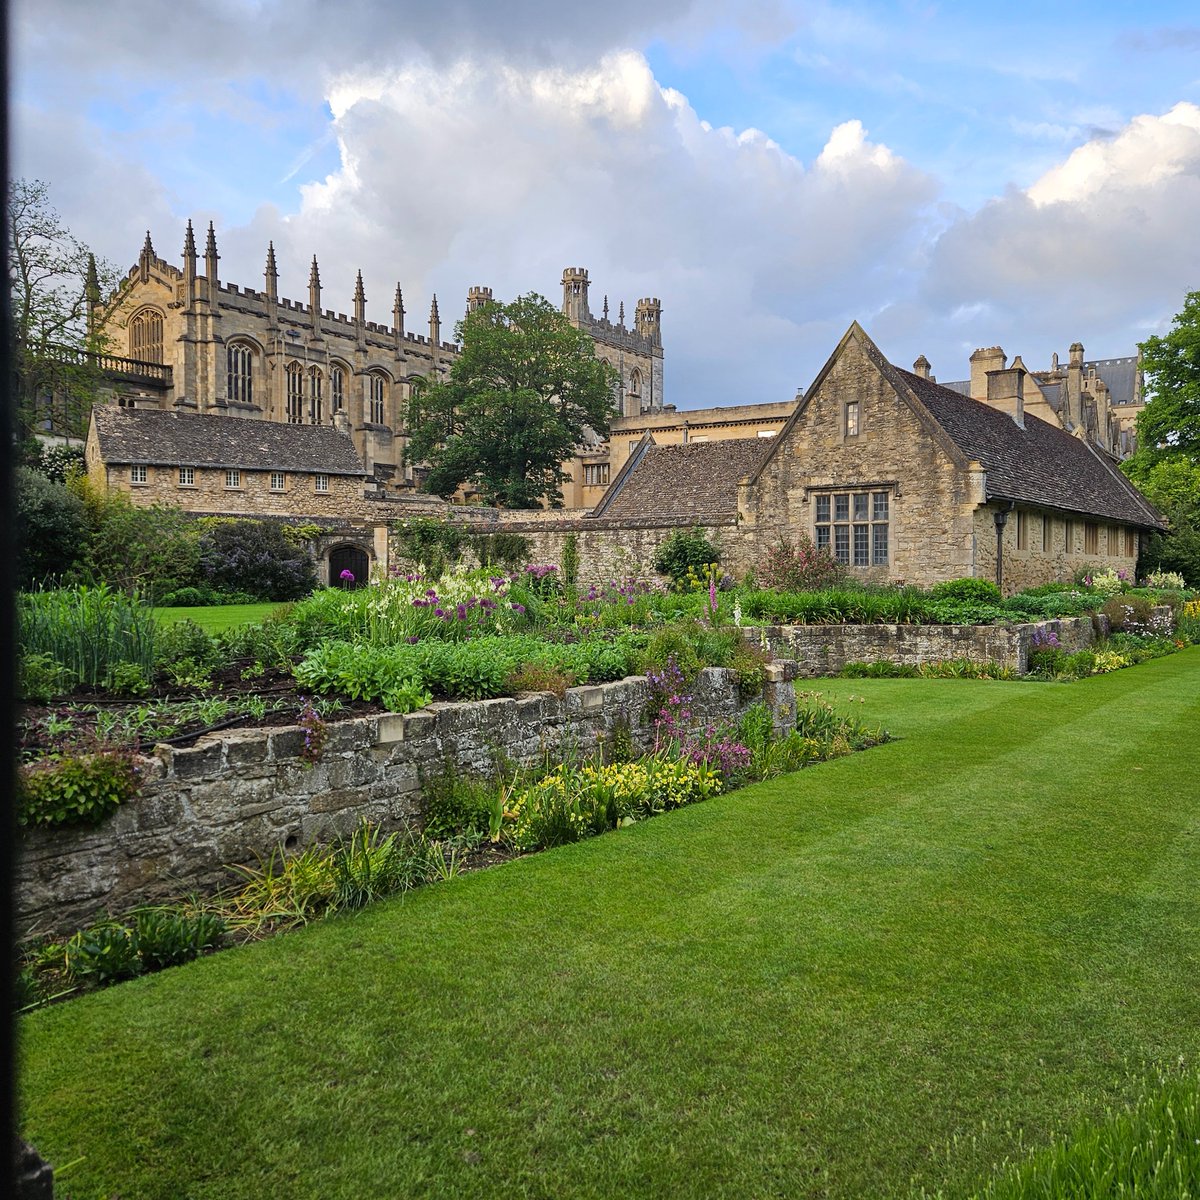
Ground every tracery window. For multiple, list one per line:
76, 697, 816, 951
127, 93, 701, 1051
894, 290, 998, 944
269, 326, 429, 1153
331, 365, 345, 412
227, 342, 254, 405
130, 309, 163, 363
308, 366, 323, 425
369, 373, 387, 425
286, 362, 304, 424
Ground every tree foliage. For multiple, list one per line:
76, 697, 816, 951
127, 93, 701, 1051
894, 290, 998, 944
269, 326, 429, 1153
197, 520, 318, 602
1122, 291, 1200, 584
15, 467, 88, 589
404, 294, 618, 508
8, 178, 119, 439
1128, 290, 1200, 470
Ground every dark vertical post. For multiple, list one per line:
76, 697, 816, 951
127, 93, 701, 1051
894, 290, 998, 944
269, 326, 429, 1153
993, 506, 1011, 592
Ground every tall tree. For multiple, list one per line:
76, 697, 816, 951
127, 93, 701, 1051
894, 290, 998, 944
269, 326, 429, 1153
1122, 289, 1200, 583
1127, 289, 1200, 471
8, 178, 118, 439
404, 293, 618, 508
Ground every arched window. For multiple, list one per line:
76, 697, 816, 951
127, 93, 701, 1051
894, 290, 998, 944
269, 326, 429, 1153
369, 372, 387, 425
308, 366, 323, 424
285, 361, 304, 424
330, 365, 345, 413
629, 368, 642, 397
130, 309, 164, 363
227, 342, 254, 404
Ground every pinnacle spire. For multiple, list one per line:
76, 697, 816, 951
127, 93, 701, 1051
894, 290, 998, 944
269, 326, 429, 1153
353, 269, 366, 323
264, 241, 278, 300
618, 300, 625, 326
393, 284, 405, 318
182, 220, 196, 259
204, 221, 218, 260
308, 255, 321, 291
85, 253, 100, 304
429, 294, 440, 322
141, 230, 155, 259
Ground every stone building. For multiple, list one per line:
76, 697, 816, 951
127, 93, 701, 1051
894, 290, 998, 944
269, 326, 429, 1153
935, 343, 1142, 459
734, 323, 1164, 592
88, 228, 664, 503
84, 405, 385, 585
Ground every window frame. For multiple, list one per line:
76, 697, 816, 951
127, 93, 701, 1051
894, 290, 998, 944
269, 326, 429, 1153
227, 342, 255, 405
844, 401, 861, 439
814, 487, 890, 568
314, 473, 329, 493
269, 471, 286, 492
178, 465, 195, 487
225, 468, 242, 490
130, 464, 148, 485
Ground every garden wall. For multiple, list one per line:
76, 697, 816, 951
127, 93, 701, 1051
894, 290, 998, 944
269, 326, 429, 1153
761, 617, 1096, 677
17, 665, 799, 937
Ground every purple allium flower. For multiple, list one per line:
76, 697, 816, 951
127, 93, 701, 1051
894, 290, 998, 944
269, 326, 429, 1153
340, 569, 355, 582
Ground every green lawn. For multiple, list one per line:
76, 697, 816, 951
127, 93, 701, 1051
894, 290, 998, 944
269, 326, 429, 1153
153, 602, 282, 632
19, 651, 1200, 1199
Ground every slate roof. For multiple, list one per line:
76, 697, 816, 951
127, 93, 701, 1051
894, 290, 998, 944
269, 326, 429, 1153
895, 368, 1164, 528
1084, 356, 1139, 407
91, 406, 367, 476
591, 437, 769, 523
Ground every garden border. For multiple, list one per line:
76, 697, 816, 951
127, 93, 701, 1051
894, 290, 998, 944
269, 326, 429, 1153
17, 663, 800, 936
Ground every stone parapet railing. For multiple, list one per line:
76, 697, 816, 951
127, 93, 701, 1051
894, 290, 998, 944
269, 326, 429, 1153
18, 664, 798, 936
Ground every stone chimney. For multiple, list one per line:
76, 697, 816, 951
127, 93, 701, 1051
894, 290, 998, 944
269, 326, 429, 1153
986, 362, 1026, 428
333, 410, 353, 437
969, 347, 1006, 401
913, 354, 932, 380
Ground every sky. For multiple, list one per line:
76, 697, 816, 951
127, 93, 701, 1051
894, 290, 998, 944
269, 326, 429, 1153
12, 0, 1200, 409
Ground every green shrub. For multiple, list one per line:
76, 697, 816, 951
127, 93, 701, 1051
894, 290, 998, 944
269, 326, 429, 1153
19, 750, 141, 828
422, 761, 498, 839
560, 533, 580, 591
1101, 593, 1153, 632
15, 466, 87, 589
507, 661, 575, 699
841, 660, 919, 678
104, 661, 153, 698
926, 599, 1009, 625
929, 577, 1003, 604
154, 619, 219, 672
63, 908, 224, 985
197, 519, 317, 602
19, 651, 77, 703
19, 584, 156, 687
653, 527, 719, 587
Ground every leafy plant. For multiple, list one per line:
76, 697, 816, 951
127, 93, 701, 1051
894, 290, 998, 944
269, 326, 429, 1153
19, 584, 156, 686
19, 749, 141, 828
756, 532, 844, 592
105, 661, 152, 698
653, 527, 719, 588
19, 651, 77, 703
930, 577, 1003, 604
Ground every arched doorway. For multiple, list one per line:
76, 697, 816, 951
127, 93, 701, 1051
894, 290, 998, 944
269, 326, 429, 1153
329, 544, 369, 589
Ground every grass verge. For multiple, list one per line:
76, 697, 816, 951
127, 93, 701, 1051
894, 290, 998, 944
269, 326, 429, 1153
152, 602, 282, 632
19, 650, 1200, 1199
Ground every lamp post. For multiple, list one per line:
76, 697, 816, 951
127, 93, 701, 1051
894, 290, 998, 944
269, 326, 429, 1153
993, 504, 1014, 592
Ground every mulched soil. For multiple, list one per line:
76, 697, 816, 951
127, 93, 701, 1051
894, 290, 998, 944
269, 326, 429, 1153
18, 659, 390, 758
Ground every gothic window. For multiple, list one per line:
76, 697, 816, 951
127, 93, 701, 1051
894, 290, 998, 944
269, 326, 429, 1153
130, 309, 163, 363
331, 365, 345, 412
308, 366, 323, 425
629, 368, 642, 397
369, 372, 387, 425
815, 490, 889, 567
227, 342, 254, 405
845, 402, 861, 438
286, 361, 304, 424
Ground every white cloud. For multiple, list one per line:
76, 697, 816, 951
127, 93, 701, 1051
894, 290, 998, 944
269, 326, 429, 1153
253, 51, 936, 405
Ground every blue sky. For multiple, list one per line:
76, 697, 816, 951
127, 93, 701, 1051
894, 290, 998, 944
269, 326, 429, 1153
13, 1, 1200, 406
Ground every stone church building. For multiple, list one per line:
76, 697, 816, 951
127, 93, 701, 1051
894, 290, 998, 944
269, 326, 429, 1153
89, 226, 665, 499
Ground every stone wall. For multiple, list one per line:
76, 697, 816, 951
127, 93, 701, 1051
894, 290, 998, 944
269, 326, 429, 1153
17, 665, 798, 937
762, 617, 1095, 677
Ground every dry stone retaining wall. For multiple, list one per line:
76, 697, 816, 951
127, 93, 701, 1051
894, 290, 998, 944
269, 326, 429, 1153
761, 617, 1096, 677
18, 665, 798, 937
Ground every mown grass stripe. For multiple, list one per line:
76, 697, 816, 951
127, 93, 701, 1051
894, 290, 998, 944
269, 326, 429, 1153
19, 650, 1200, 1199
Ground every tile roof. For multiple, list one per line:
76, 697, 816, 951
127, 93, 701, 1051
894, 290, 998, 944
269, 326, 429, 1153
91, 406, 367, 476
895, 368, 1164, 528
591, 437, 769, 523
